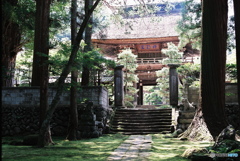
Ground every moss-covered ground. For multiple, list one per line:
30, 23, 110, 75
2, 134, 128, 161
149, 134, 213, 161
2, 134, 213, 161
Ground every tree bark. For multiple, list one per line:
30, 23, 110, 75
38, 0, 101, 147
201, 0, 228, 140
2, 0, 22, 87
233, 0, 240, 108
179, 0, 228, 141
81, 66, 90, 86
67, 0, 78, 141
32, 0, 53, 147
31, 0, 51, 87
81, 0, 93, 86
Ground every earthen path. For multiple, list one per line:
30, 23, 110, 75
107, 135, 152, 161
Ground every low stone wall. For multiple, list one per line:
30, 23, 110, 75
225, 104, 240, 130
177, 110, 195, 131
2, 86, 109, 108
2, 104, 112, 137
188, 83, 238, 106
2, 86, 111, 137
176, 104, 240, 131
225, 83, 239, 104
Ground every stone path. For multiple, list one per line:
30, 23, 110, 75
107, 135, 152, 161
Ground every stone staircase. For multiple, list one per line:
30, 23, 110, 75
110, 106, 172, 135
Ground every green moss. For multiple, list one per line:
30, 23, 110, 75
211, 139, 240, 153
2, 134, 214, 161
149, 134, 213, 161
2, 134, 128, 161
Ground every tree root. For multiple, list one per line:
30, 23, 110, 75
178, 116, 213, 141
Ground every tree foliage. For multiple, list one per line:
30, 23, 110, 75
156, 67, 169, 104
117, 48, 138, 108
226, 63, 237, 82
156, 42, 183, 104
177, 63, 200, 85
2, 0, 71, 87
177, 0, 235, 51
177, 0, 202, 50
144, 87, 162, 105
177, 63, 200, 101
161, 42, 183, 64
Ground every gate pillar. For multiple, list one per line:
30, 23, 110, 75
168, 64, 180, 107
114, 65, 125, 108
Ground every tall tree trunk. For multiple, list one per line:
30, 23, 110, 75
33, 0, 53, 147
81, 0, 93, 86
179, 0, 228, 141
201, 0, 228, 139
2, 51, 18, 87
233, 0, 240, 109
67, 0, 78, 141
31, 1, 51, 87
2, 0, 21, 87
81, 66, 90, 86
38, 0, 101, 147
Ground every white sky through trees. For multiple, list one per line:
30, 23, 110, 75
106, 0, 184, 6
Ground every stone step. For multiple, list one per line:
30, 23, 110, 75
112, 119, 172, 123
110, 127, 171, 132
115, 110, 172, 113
113, 116, 172, 119
115, 111, 171, 115
110, 108, 172, 135
122, 131, 171, 135
114, 113, 171, 117
111, 125, 171, 129
111, 122, 172, 126
136, 105, 157, 108
116, 108, 172, 112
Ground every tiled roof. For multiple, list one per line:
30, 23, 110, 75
93, 14, 181, 39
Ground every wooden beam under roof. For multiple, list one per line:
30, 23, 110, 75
92, 36, 179, 45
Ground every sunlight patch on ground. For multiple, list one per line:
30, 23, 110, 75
149, 134, 213, 161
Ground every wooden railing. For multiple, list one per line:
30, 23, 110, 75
137, 57, 165, 64
137, 57, 197, 64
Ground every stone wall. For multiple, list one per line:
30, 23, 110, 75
177, 83, 239, 132
176, 104, 240, 132
188, 83, 238, 106
2, 86, 108, 108
2, 86, 111, 137
225, 83, 239, 104
176, 110, 195, 131
2, 104, 112, 137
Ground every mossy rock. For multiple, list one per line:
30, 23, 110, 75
212, 139, 240, 153
182, 148, 208, 158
